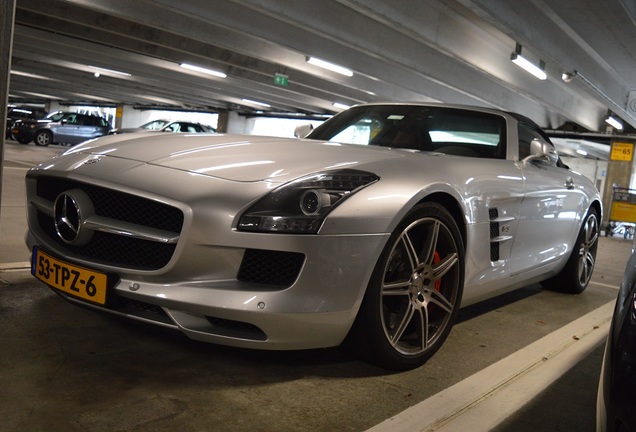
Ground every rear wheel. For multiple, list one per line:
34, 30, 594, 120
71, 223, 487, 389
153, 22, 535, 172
34, 130, 52, 146
543, 208, 599, 294
348, 202, 464, 371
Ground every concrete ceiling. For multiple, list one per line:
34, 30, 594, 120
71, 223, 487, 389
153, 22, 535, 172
8, 0, 636, 132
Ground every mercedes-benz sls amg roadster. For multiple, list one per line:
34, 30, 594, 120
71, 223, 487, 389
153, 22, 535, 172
26, 103, 601, 370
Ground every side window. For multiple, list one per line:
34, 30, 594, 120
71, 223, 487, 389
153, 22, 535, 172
64, 114, 79, 124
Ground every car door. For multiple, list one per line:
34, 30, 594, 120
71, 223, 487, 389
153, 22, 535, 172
509, 123, 584, 275
51, 113, 79, 143
70, 115, 105, 144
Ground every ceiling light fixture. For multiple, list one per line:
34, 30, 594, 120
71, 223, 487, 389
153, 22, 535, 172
306, 57, 353, 77
561, 71, 577, 83
605, 112, 623, 130
180, 63, 227, 78
332, 102, 350, 110
89, 65, 131, 77
242, 99, 271, 107
510, 44, 546, 80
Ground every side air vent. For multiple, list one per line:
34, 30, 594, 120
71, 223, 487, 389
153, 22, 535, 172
489, 208, 500, 261
488, 208, 515, 262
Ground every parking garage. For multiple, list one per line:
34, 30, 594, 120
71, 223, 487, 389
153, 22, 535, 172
2, 2, 636, 431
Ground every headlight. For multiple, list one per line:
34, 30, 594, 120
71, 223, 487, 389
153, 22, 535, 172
238, 169, 379, 234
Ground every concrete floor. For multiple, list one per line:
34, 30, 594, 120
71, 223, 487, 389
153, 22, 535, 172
0, 140, 631, 431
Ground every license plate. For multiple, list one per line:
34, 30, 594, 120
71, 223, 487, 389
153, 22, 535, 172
32, 248, 108, 305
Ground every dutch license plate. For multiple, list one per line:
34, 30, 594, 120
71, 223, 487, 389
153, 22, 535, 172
32, 248, 108, 305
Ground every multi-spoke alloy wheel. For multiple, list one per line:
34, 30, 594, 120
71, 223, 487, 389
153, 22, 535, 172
543, 208, 599, 294
349, 202, 464, 371
576, 211, 599, 287
34, 130, 52, 146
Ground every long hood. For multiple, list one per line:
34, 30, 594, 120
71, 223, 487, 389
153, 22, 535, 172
66, 133, 407, 182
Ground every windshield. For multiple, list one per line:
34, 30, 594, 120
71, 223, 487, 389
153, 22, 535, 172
140, 120, 170, 130
45, 112, 66, 122
308, 105, 507, 159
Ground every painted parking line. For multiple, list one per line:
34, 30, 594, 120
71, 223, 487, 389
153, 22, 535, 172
366, 300, 614, 432
0, 262, 31, 272
589, 280, 620, 290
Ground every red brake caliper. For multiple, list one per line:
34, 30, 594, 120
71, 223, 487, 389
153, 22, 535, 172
434, 251, 442, 291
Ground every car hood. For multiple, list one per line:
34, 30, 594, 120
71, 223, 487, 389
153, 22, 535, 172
66, 133, 407, 182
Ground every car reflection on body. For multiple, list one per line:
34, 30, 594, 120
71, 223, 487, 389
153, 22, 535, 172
25, 103, 601, 370
597, 245, 636, 432
109, 119, 216, 134
11, 111, 111, 146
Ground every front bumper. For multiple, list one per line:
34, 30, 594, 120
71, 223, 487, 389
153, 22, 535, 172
28, 230, 388, 350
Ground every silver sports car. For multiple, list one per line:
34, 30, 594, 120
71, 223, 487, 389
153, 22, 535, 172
26, 103, 601, 370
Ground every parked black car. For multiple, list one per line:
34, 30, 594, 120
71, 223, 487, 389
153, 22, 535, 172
11, 111, 111, 146
5, 107, 47, 139
597, 246, 636, 432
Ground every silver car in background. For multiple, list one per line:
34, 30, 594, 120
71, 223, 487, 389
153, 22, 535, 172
25, 103, 601, 370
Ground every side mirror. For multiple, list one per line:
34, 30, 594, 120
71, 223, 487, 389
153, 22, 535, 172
522, 138, 558, 166
294, 124, 313, 138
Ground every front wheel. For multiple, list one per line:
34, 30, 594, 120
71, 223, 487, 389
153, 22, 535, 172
347, 202, 464, 371
543, 208, 599, 294
34, 130, 52, 146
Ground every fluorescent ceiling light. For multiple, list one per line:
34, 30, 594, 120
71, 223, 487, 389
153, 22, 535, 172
306, 57, 353, 77
511, 53, 547, 80
510, 44, 546, 80
605, 115, 623, 130
10, 70, 53, 80
180, 63, 227, 78
576, 149, 588, 156
89, 65, 131, 77
332, 102, 350, 110
242, 99, 271, 107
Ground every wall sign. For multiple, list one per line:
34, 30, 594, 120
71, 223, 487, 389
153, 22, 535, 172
610, 142, 634, 161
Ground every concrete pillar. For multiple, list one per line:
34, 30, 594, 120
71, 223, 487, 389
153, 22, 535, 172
216, 110, 229, 133
0, 0, 17, 222
115, 105, 124, 129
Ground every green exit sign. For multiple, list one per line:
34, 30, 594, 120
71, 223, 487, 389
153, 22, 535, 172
274, 73, 289, 87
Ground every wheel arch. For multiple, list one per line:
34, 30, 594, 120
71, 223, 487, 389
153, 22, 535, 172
416, 192, 467, 253
590, 199, 602, 222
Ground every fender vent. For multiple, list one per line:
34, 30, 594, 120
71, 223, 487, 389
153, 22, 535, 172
489, 208, 500, 261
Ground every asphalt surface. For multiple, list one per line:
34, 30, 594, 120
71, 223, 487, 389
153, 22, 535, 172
0, 139, 629, 431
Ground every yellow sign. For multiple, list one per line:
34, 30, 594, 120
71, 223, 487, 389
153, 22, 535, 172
611, 142, 634, 161
610, 202, 636, 224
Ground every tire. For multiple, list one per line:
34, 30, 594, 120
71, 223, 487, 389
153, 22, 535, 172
347, 202, 464, 371
543, 208, 599, 294
34, 130, 52, 146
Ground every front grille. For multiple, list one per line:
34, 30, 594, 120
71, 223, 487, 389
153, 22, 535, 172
237, 249, 305, 287
34, 176, 184, 270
